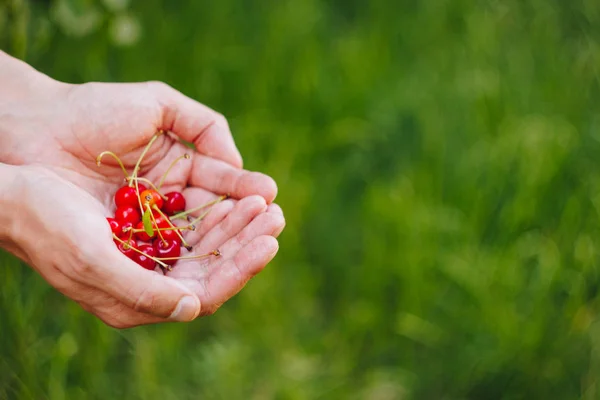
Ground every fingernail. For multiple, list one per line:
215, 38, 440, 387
170, 296, 200, 322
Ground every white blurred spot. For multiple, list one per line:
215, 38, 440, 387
51, 0, 101, 38
109, 14, 141, 47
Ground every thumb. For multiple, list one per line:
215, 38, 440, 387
89, 246, 201, 321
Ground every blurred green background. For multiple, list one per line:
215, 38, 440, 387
2, 0, 600, 398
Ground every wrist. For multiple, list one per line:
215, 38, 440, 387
0, 52, 70, 165
0, 50, 63, 105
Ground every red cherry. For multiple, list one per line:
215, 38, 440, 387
117, 238, 137, 260
163, 192, 186, 215
114, 186, 139, 208
134, 244, 157, 270
115, 206, 141, 225
160, 229, 182, 246
106, 217, 121, 235
114, 184, 148, 208
140, 189, 164, 210
153, 238, 181, 265
135, 221, 153, 242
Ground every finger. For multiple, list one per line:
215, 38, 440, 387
193, 195, 267, 256
151, 81, 243, 168
179, 186, 236, 237
102, 253, 201, 322
180, 187, 225, 217
217, 207, 285, 257
190, 154, 278, 203
199, 235, 279, 315
265, 203, 285, 238
267, 203, 283, 216
181, 196, 236, 246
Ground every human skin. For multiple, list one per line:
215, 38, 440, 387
0, 51, 285, 328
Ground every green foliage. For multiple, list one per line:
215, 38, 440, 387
3, 0, 600, 398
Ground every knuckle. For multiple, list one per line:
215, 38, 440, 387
71, 246, 103, 276
76, 81, 96, 93
133, 287, 151, 313
132, 284, 158, 316
80, 244, 103, 266
146, 80, 171, 93
146, 79, 164, 88
72, 260, 93, 277
195, 113, 228, 146
214, 112, 229, 127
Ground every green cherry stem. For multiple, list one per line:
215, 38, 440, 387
171, 194, 228, 220
185, 208, 212, 228
131, 130, 163, 215
112, 234, 169, 270
134, 179, 145, 217
129, 129, 164, 188
152, 205, 193, 251
96, 151, 130, 179
157, 153, 190, 190
156, 249, 221, 261
131, 226, 193, 233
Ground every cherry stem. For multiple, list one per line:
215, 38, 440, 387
112, 234, 169, 270
186, 208, 211, 227
134, 180, 145, 217
129, 130, 163, 187
156, 249, 220, 261
157, 153, 190, 190
96, 151, 129, 179
126, 177, 167, 200
146, 203, 167, 245
171, 194, 228, 220
131, 226, 193, 233
152, 205, 193, 251
131, 130, 163, 216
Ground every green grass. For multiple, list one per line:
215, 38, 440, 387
2, 0, 600, 398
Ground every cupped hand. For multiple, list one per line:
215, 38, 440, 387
0, 55, 285, 328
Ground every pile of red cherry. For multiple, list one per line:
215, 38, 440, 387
106, 185, 188, 271
99, 130, 222, 273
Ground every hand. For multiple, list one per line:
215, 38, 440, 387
0, 52, 285, 328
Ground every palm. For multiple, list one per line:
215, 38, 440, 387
22, 81, 283, 323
